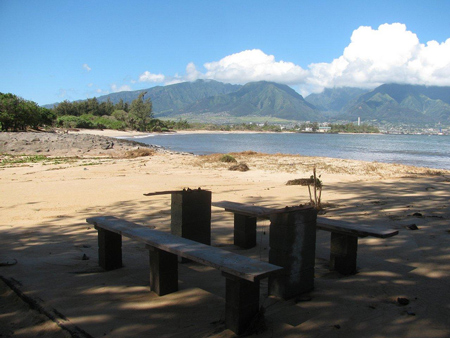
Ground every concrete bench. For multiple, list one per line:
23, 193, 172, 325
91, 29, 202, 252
86, 216, 283, 334
316, 217, 398, 275
212, 201, 399, 275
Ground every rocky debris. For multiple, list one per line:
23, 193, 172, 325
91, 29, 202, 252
229, 162, 250, 172
406, 224, 419, 230
397, 297, 410, 305
0, 132, 160, 157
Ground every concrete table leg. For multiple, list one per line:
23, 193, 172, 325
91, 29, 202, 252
96, 227, 122, 270
268, 207, 317, 299
223, 272, 260, 335
234, 214, 257, 249
330, 233, 358, 275
148, 246, 178, 296
171, 189, 211, 245
171, 189, 211, 262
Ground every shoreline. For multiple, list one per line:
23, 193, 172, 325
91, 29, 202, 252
1, 130, 449, 173
72, 128, 448, 139
72, 128, 289, 138
75, 129, 449, 172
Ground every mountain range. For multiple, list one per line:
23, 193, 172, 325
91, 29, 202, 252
337, 84, 450, 124
48, 80, 450, 124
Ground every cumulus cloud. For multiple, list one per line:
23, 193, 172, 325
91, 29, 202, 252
136, 50, 308, 87
82, 63, 92, 72
111, 84, 132, 92
139, 71, 166, 83
306, 23, 450, 92
185, 62, 204, 81
135, 23, 450, 94
203, 49, 308, 85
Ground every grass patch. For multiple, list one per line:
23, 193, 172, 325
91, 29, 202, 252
0, 154, 78, 167
425, 169, 443, 176
236, 150, 259, 156
1, 154, 48, 165
123, 148, 155, 158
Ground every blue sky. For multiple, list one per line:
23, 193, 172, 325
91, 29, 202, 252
1, 0, 450, 106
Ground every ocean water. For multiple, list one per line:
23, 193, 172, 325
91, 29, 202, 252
127, 133, 450, 170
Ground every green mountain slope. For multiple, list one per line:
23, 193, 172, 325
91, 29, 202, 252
46, 80, 450, 124
182, 81, 320, 121
95, 80, 241, 115
305, 87, 368, 115
338, 84, 450, 123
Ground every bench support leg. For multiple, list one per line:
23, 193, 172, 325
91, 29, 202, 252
234, 214, 257, 249
223, 273, 260, 335
330, 233, 358, 275
148, 246, 178, 296
97, 227, 122, 270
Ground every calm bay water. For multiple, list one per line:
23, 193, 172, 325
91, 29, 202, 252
127, 133, 450, 170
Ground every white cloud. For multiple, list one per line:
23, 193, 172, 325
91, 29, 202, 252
58, 89, 68, 98
306, 23, 450, 92
135, 23, 450, 95
136, 50, 308, 87
203, 49, 308, 85
185, 62, 203, 81
82, 63, 92, 72
111, 84, 132, 92
139, 71, 166, 83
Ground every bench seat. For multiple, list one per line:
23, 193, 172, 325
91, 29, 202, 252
316, 217, 398, 238
86, 216, 282, 334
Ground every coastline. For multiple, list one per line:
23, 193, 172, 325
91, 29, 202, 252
72, 128, 289, 138
80, 129, 449, 171
1, 130, 447, 175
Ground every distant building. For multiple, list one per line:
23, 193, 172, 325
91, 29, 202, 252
318, 126, 331, 132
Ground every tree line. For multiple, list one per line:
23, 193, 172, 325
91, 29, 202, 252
0, 93, 55, 131
330, 123, 380, 133
54, 92, 156, 131
1, 91, 379, 134
0, 91, 183, 132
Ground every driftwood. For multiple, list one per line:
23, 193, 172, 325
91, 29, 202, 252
144, 188, 204, 196
286, 168, 322, 209
286, 178, 315, 186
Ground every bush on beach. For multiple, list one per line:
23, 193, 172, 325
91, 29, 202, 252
220, 154, 237, 163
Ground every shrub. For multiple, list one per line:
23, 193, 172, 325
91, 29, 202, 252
56, 114, 126, 130
220, 154, 237, 163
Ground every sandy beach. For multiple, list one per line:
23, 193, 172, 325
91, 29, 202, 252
1, 129, 449, 337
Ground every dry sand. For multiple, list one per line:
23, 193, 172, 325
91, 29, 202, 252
1, 130, 449, 337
